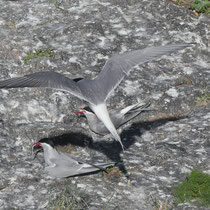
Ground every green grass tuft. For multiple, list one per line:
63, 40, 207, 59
48, 187, 89, 210
176, 0, 184, 6
23, 48, 54, 64
195, 91, 210, 105
50, 0, 64, 10
190, 0, 210, 14
173, 169, 210, 207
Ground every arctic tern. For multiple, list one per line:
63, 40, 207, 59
32, 139, 115, 178
77, 101, 152, 135
0, 43, 193, 150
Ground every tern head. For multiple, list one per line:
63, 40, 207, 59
33, 138, 55, 148
76, 107, 96, 117
32, 139, 55, 158
32, 141, 42, 159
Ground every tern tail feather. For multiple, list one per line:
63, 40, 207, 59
91, 103, 124, 151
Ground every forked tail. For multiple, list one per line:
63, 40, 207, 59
91, 103, 125, 151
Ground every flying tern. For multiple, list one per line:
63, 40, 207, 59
0, 43, 193, 150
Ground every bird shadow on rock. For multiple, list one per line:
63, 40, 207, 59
38, 115, 189, 177
121, 115, 189, 150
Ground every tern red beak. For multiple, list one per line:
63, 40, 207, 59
76, 108, 86, 114
33, 142, 41, 147
32, 141, 42, 160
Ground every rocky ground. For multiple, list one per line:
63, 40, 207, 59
0, 0, 209, 209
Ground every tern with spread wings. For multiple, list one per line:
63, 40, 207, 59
0, 43, 193, 150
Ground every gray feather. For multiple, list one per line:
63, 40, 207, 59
92, 43, 193, 103
83, 101, 151, 135
37, 142, 115, 178
0, 72, 86, 100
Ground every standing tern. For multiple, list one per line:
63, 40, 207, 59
77, 101, 152, 135
32, 139, 115, 178
0, 43, 193, 150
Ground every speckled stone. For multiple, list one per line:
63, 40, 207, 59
0, 0, 209, 209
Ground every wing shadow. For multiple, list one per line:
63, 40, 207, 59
37, 115, 189, 177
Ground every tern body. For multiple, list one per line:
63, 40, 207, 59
33, 140, 115, 178
0, 43, 193, 149
78, 101, 151, 135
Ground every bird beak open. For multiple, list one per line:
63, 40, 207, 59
32, 142, 42, 160
76, 108, 86, 114
33, 142, 41, 147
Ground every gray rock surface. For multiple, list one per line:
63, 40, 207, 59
0, 0, 209, 209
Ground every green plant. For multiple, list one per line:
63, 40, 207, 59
150, 195, 172, 210
106, 166, 115, 173
50, 0, 64, 10
23, 48, 54, 64
173, 169, 210, 207
195, 91, 210, 105
48, 187, 89, 210
176, 0, 184, 5
190, 0, 210, 14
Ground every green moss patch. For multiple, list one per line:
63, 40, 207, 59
190, 0, 210, 14
48, 187, 89, 210
173, 169, 210, 207
170, 0, 210, 14
23, 48, 54, 64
